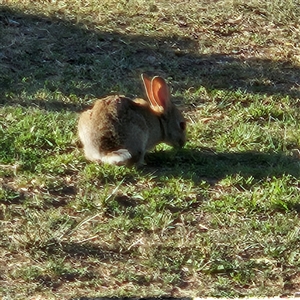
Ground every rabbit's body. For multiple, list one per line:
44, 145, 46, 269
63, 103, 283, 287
78, 75, 186, 166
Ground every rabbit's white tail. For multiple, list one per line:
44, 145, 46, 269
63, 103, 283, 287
101, 149, 132, 166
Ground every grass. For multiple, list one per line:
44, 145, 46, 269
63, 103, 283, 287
0, 0, 300, 299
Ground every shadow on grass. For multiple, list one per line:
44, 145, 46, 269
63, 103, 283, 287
0, 6, 299, 113
144, 148, 300, 213
59, 241, 131, 259
145, 147, 300, 182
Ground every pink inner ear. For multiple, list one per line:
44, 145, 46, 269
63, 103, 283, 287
152, 77, 170, 110
157, 88, 168, 108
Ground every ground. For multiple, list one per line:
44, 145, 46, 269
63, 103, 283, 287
0, 1, 300, 299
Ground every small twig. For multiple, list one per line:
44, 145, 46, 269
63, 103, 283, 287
128, 238, 144, 250
77, 235, 99, 244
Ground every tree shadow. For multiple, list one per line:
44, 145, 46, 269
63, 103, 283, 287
0, 6, 299, 113
57, 241, 131, 260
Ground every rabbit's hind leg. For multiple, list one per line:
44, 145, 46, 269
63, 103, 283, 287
101, 149, 132, 166
82, 143, 103, 162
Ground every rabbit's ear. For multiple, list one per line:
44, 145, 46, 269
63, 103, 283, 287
141, 74, 164, 114
151, 76, 170, 112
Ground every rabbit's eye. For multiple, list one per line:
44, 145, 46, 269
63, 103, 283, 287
179, 121, 186, 131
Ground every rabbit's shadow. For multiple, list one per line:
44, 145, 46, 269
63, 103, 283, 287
144, 147, 300, 184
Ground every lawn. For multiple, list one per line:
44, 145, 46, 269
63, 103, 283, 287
0, 0, 300, 299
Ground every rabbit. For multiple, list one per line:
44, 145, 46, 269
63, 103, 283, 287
78, 74, 186, 166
